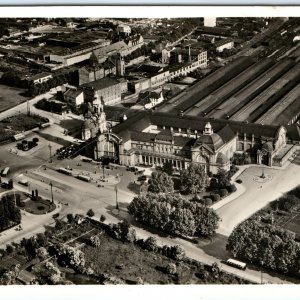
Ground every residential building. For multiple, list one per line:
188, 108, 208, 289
117, 24, 131, 35
138, 88, 164, 109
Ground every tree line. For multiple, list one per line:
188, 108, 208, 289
128, 192, 220, 238
0, 194, 21, 231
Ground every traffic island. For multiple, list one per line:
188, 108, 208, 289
17, 194, 56, 215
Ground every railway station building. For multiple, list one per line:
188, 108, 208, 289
82, 106, 295, 174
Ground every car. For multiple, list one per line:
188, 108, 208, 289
138, 175, 147, 181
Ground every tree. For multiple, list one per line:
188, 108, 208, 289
55, 244, 86, 270
90, 235, 101, 247
162, 161, 173, 176
6, 244, 14, 255
148, 171, 174, 194
67, 213, 74, 223
55, 219, 65, 231
142, 236, 158, 252
180, 164, 209, 195
128, 192, 220, 238
108, 220, 136, 243
36, 233, 47, 247
36, 247, 48, 259
227, 218, 300, 276
166, 262, 177, 275
169, 208, 196, 236
87, 209, 95, 217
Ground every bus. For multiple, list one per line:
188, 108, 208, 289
81, 158, 92, 163
76, 174, 91, 182
226, 259, 247, 271
1, 167, 10, 177
57, 167, 72, 176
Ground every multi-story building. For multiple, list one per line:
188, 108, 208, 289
82, 76, 128, 106
81, 108, 292, 174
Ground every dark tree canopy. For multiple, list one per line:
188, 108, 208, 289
128, 192, 220, 238
148, 171, 174, 194
227, 218, 300, 276
180, 164, 209, 195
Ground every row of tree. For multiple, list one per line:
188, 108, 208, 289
128, 192, 220, 238
147, 165, 237, 206
35, 98, 65, 114
227, 218, 300, 276
0, 194, 21, 231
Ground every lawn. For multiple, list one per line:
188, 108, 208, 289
20, 198, 56, 215
0, 84, 29, 113
81, 229, 248, 285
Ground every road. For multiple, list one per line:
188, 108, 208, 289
216, 159, 300, 236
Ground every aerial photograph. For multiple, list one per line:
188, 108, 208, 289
0, 14, 299, 286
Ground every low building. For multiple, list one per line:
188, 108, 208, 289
117, 24, 131, 35
64, 88, 84, 107
30, 72, 52, 85
139, 88, 164, 109
215, 38, 234, 52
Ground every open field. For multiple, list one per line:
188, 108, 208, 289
0, 84, 29, 113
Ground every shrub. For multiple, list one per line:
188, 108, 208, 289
162, 245, 186, 261
108, 221, 136, 243
19, 201, 26, 207
205, 198, 213, 206
236, 179, 243, 184
67, 214, 74, 223
219, 189, 229, 198
211, 194, 220, 202
87, 209, 95, 217
100, 215, 106, 222
142, 236, 158, 252
90, 235, 101, 247
37, 206, 45, 211
227, 184, 237, 193
166, 262, 177, 275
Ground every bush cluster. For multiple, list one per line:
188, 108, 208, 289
128, 193, 220, 238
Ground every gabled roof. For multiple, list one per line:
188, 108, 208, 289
215, 38, 234, 47
64, 88, 83, 98
82, 77, 120, 90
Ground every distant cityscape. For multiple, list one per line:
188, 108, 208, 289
0, 16, 299, 285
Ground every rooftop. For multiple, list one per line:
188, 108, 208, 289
82, 77, 122, 90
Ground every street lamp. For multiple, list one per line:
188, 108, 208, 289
49, 182, 54, 204
115, 185, 119, 210
48, 143, 52, 163
102, 163, 105, 179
